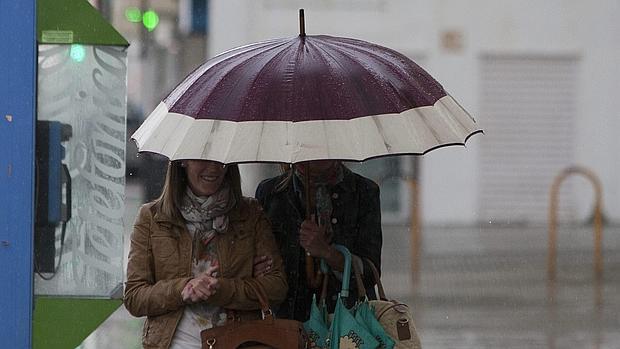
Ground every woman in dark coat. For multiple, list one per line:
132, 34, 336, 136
254, 160, 382, 321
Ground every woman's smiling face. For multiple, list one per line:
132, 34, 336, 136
184, 160, 227, 197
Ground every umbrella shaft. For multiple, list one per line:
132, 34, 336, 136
299, 9, 306, 36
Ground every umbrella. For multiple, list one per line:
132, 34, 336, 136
132, 10, 481, 287
132, 11, 481, 164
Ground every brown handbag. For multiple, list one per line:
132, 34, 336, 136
200, 282, 308, 349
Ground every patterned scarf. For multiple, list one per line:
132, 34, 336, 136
178, 183, 236, 331
180, 182, 236, 260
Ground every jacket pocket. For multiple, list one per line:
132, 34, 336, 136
152, 236, 178, 259
152, 236, 180, 279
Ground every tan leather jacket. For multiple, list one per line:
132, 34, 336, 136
124, 197, 288, 349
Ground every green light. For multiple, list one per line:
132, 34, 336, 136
142, 10, 159, 32
125, 7, 142, 23
70, 44, 86, 62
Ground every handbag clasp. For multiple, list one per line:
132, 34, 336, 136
205, 338, 216, 349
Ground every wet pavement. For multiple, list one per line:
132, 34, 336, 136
382, 225, 620, 349
79, 183, 620, 348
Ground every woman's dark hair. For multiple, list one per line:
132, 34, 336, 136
153, 161, 242, 220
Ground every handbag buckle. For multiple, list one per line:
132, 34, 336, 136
261, 308, 273, 319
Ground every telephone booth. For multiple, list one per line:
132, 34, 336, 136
1, 0, 129, 348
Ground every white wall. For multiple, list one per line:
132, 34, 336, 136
574, 0, 620, 222
208, 0, 620, 225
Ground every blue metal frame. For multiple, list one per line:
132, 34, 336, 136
0, 1, 36, 348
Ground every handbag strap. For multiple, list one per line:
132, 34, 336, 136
375, 301, 410, 321
363, 257, 387, 301
245, 281, 274, 320
350, 254, 367, 302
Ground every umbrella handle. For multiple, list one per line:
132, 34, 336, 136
306, 256, 324, 289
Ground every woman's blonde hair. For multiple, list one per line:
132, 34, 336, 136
153, 161, 242, 220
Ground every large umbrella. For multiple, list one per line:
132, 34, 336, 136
132, 10, 481, 287
132, 13, 480, 163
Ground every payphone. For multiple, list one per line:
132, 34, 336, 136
35, 120, 72, 276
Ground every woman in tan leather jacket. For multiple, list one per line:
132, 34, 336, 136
124, 160, 288, 349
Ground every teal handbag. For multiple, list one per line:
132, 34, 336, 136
304, 245, 380, 349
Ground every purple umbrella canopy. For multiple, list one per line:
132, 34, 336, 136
132, 31, 481, 163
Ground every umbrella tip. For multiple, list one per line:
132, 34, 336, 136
299, 8, 306, 36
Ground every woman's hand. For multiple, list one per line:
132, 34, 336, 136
182, 266, 220, 304
299, 217, 331, 258
253, 255, 273, 277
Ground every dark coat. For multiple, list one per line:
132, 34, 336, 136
255, 166, 382, 321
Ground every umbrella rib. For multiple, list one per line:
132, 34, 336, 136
307, 40, 386, 158
371, 116, 393, 154
328, 38, 462, 158
319, 40, 469, 154
201, 41, 294, 122
320, 119, 331, 160
441, 94, 478, 131
219, 119, 246, 163
169, 40, 290, 111
160, 113, 193, 159
311, 40, 374, 116
303, 40, 361, 158
254, 121, 266, 162
323, 38, 444, 109
324, 36, 418, 118
166, 41, 276, 107
417, 108, 443, 144
310, 39, 396, 157
198, 118, 218, 160
238, 41, 299, 120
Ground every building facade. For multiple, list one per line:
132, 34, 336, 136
208, 0, 620, 226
